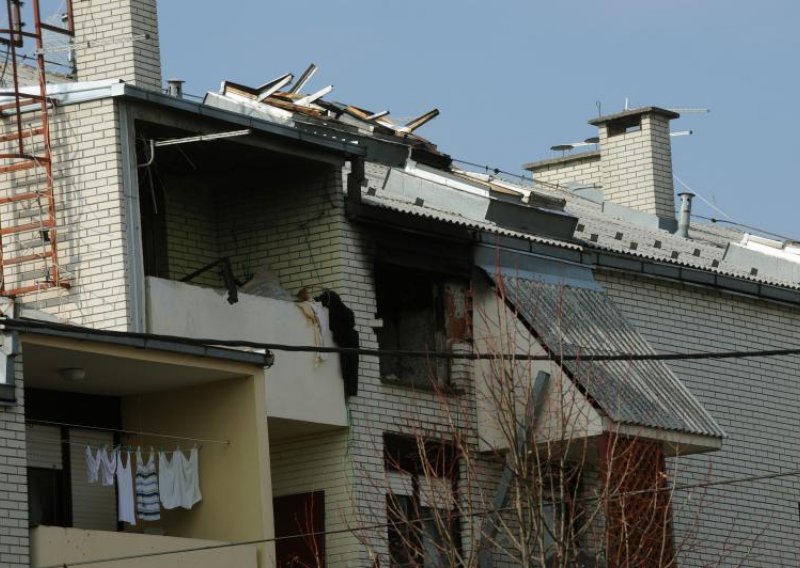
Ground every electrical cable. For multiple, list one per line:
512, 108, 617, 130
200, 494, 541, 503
692, 214, 797, 243
451, 156, 595, 193
3, 316, 800, 363
35, 466, 800, 567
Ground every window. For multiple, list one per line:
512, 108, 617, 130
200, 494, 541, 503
538, 464, 584, 562
28, 467, 68, 527
273, 491, 325, 568
375, 264, 450, 388
26, 423, 118, 530
384, 434, 459, 567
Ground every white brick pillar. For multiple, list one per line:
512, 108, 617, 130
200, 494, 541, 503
590, 107, 679, 220
72, 0, 162, 91
0, 348, 28, 568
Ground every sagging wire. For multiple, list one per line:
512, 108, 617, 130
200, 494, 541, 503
33, 466, 800, 568
4, 317, 800, 364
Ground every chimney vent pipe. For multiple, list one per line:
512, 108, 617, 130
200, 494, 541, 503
677, 191, 694, 238
167, 79, 185, 98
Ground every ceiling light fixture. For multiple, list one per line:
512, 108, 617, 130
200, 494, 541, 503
58, 367, 86, 382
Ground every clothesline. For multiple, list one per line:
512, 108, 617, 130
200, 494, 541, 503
26, 437, 209, 451
28, 419, 231, 446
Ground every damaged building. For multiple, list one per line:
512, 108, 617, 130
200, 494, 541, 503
0, 1, 798, 567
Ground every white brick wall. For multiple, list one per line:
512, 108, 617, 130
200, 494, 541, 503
0, 357, 29, 567
270, 430, 361, 566
73, 0, 161, 91
9, 99, 132, 331
163, 179, 220, 286
597, 269, 800, 567
531, 154, 602, 189
215, 163, 494, 565
598, 113, 675, 219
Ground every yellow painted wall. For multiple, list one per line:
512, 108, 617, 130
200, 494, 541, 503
31, 526, 258, 568
121, 376, 274, 564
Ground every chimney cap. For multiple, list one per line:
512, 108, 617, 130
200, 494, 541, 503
588, 106, 680, 126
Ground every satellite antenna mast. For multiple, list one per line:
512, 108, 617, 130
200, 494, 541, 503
667, 107, 711, 114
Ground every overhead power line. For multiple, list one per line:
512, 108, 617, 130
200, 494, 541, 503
36, 466, 800, 567
3, 317, 800, 363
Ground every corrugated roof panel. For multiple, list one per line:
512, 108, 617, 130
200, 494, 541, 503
492, 273, 726, 439
361, 193, 582, 251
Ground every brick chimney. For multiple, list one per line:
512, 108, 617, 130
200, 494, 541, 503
588, 107, 679, 220
72, 0, 162, 91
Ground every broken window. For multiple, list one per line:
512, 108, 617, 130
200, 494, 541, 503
375, 264, 460, 388
384, 434, 459, 568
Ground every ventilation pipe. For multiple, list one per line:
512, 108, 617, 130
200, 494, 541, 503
677, 191, 694, 238
167, 79, 185, 98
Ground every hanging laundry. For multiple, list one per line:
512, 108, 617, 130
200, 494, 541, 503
97, 446, 117, 487
159, 447, 202, 510
116, 450, 136, 525
135, 448, 160, 521
85, 445, 101, 484
316, 290, 360, 396
311, 301, 329, 363
296, 300, 327, 366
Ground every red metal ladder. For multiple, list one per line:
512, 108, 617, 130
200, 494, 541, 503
0, 0, 72, 296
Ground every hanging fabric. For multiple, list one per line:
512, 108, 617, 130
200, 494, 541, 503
159, 447, 202, 510
296, 301, 327, 366
97, 447, 117, 487
116, 450, 136, 525
85, 445, 101, 484
316, 290, 360, 396
135, 448, 161, 521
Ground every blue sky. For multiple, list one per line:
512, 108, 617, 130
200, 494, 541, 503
159, 1, 799, 240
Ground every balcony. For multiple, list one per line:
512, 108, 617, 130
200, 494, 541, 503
31, 526, 258, 567
20, 328, 275, 566
145, 277, 349, 438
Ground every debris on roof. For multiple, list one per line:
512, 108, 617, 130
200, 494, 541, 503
207, 65, 449, 166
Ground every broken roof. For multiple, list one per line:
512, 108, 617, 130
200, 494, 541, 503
211, 67, 450, 167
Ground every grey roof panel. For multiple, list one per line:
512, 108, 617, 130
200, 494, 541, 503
490, 273, 726, 439
361, 193, 582, 251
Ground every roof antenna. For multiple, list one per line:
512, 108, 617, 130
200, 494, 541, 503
624, 97, 629, 111
596, 100, 602, 117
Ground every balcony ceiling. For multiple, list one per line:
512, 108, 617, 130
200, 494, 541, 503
22, 340, 248, 396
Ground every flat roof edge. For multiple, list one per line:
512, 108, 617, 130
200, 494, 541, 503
523, 150, 601, 171
0, 318, 273, 368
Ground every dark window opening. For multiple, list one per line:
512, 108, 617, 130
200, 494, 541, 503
28, 467, 68, 528
385, 434, 460, 568
607, 115, 642, 137
375, 264, 450, 388
538, 463, 586, 562
26, 390, 121, 531
139, 161, 170, 278
274, 491, 326, 568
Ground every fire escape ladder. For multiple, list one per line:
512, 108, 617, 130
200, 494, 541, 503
0, 0, 73, 296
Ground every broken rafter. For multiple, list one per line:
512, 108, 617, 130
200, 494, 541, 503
288, 63, 318, 94
397, 108, 439, 134
294, 85, 334, 107
256, 73, 294, 102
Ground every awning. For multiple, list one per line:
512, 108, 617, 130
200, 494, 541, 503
483, 268, 726, 439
